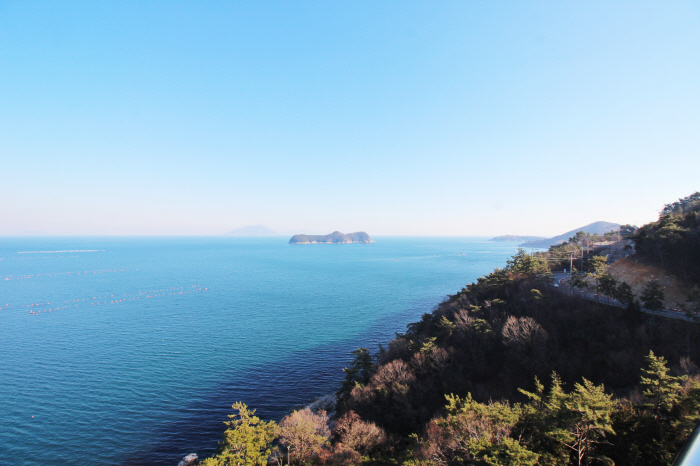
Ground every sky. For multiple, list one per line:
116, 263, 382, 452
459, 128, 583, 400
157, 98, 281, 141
1, 1, 699, 236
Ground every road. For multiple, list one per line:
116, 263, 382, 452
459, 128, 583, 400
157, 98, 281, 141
549, 272, 693, 322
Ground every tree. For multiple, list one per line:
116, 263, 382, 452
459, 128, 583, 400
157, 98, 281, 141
563, 379, 616, 466
570, 231, 588, 245
641, 280, 665, 312
588, 256, 609, 303
419, 393, 538, 466
687, 286, 700, 317
620, 224, 637, 238
640, 351, 686, 419
333, 410, 387, 455
588, 256, 609, 275
507, 249, 551, 278
520, 373, 616, 466
338, 348, 374, 397
202, 402, 278, 466
614, 281, 635, 306
597, 273, 617, 305
571, 272, 589, 293
279, 408, 331, 464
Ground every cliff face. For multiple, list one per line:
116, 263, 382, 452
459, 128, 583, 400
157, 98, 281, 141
288, 231, 373, 244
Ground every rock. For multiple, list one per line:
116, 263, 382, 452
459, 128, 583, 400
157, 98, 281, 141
177, 453, 198, 466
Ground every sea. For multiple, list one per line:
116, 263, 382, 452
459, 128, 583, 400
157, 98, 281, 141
0, 236, 520, 465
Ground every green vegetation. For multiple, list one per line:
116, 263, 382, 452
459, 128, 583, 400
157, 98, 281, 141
202, 402, 278, 466
202, 250, 700, 465
633, 192, 700, 284
519, 222, 622, 249
202, 193, 700, 466
641, 281, 666, 313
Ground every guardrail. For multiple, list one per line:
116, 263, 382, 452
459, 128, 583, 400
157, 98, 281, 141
673, 422, 700, 465
551, 274, 694, 322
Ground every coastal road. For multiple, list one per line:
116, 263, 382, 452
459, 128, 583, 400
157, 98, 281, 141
549, 272, 693, 322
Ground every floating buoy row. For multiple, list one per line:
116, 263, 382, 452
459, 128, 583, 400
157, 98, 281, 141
29, 306, 67, 315
137, 286, 197, 295
17, 285, 208, 317
3, 268, 130, 281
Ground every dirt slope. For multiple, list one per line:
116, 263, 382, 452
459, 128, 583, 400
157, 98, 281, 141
609, 256, 691, 310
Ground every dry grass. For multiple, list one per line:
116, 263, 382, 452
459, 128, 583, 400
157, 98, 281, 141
609, 257, 692, 309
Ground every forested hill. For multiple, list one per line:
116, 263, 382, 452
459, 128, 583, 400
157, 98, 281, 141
203, 247, 700, 466
519, 221, 621, 248
201, 194, 700, 466
289, 231, 373, 244
332, 251, 700, 466
632, 192, 700, 285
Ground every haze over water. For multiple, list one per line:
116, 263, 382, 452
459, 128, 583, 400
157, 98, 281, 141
1, 237, 519, 465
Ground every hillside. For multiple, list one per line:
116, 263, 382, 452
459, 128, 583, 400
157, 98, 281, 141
608, 257, 693, 310
328, 253, 700, 466
288, 231, 373, 244
203, 195, 700, 466
203, 254, 700, 466
519, 221, 621, 248
631, 192, 700, 285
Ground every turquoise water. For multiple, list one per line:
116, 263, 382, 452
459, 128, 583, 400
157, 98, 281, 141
0, 237, 519, 465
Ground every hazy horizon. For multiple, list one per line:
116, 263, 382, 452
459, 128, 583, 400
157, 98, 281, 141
2, 2, 698, 236
5, 221, 622, 239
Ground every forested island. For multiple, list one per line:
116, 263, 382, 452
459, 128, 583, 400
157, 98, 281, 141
289, 231, 373, 244
198, 193, 700, 466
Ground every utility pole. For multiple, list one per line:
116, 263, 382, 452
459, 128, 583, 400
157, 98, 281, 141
570, 253, 574, 296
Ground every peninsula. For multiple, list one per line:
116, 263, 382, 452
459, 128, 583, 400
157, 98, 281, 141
288, 231, 373, 244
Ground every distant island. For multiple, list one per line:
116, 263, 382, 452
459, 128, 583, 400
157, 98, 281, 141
289, 231, 373, 244
226, 225, 278, 236
489, 235, 546, 242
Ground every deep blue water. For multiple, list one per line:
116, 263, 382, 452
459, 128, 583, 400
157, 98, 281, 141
0, 237, 519, 465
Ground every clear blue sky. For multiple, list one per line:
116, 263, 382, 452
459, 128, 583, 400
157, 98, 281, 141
1, 1, 698, 236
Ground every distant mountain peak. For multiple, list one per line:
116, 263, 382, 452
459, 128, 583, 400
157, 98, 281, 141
226, 225, 278, 236
519, 221, 621, 248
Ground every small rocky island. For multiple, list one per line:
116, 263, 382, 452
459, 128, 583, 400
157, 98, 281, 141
289, 231, 374, 244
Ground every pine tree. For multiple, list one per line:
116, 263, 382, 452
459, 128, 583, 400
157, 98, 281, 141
202, 402, 278, 466
597, 274, 617, 305
588, 256, 609, 304
614, 281, 635, 306
640, 351, 686, 418
563, 379, 616, 466
641, 280, 665, 312
338, 347, 374, 396
520, 373, 616, 466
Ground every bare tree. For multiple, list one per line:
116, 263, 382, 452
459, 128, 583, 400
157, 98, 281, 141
501, 316, 548, 350
334, 410, 388, 455
370, 359, 415, 389
278, 408, 330, 464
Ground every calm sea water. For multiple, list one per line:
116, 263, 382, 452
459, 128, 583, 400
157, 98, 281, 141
0, 236, 519, 465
